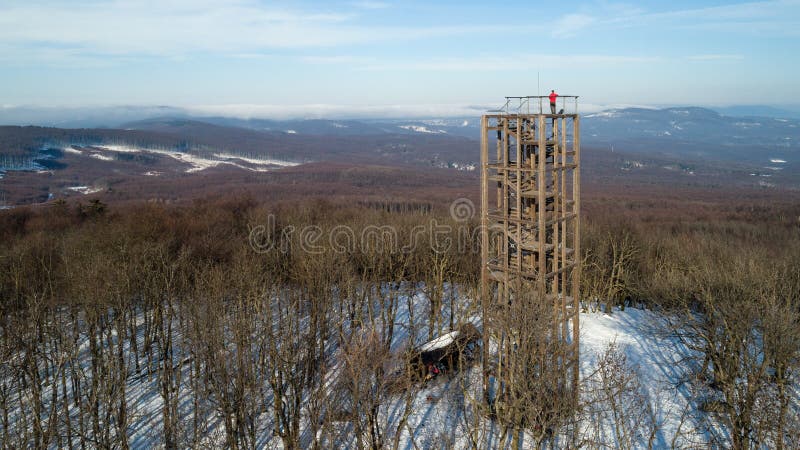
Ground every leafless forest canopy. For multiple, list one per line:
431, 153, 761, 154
0, 182, 799, 448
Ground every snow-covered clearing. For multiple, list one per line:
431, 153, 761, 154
64, 144, 299, 173
398, 125, 447, 134
584, 111, 621, 119
580, 307, 703, 447
1, 290, 793, 449
66, 185, 104, 195
213, 152, 299, 168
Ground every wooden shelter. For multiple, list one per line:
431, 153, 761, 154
410, 323, 481, 382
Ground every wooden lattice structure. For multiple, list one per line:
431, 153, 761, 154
480, 96, 581, 407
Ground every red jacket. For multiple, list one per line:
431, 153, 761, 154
549, 92, 558, 104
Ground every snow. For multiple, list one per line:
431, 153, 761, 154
90, 153, 114, 161
770, 158, 787, 163
63, 146, 83, 155
286, 129, 297, 134
580, 307, 701, 446
461, 120, 469, 127
585, 111, 621, 119
1, 289, 792, 449
214, 152, 300, 168
100, 144, 142, 153
419, 329, 458, 352
398, 125, 447, 134
87, 145, 299, 173
450, 162, 476, 171
169, 152, 224, 173
67, 185, 103, 195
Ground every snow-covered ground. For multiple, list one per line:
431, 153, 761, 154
66, 185, 104, 195
64, 144, 300, 173
1, 293, 791, 448
213, 152, 299, 168
584, 111, 621, 119
89, 153, 115, 161
580, 307, 703, 447
398, 125, 447, 134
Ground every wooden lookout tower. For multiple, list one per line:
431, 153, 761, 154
480, 96, 581, 416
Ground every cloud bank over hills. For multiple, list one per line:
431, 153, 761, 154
3, 102, 800, 129
0, 102, 694, 127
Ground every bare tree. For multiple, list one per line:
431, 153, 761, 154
486, 287, 575, 449
578, 342, 657, 449
673, 249, 800, 450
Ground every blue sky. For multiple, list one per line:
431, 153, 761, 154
1, 0, 799, 117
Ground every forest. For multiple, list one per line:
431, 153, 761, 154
0, 190, 799, 448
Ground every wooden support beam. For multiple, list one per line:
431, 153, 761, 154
481, 110, 581, 404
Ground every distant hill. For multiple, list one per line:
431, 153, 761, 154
4, 105, 800, 169
582, 107, 800, 163
2, 117, 799, 208
711, 105, 800, 119
124, 116, 480, 138
0, 105, 189, 128
185, 109, 800, 164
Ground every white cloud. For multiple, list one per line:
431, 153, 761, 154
551, 14, 595, 38
187, 103, 490, 119
299, 55, 374, 65
0, 102, 675, 123
687, 54, 745, 61
360, 54, 661, 71
549, 1, 800, 37
350, 1, 391, 9
0, 0, 504, 64
174, 102, 658, 118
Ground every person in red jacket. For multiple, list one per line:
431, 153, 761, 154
549, 90, 558, 114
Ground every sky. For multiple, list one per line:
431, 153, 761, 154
1, 0, 799, 118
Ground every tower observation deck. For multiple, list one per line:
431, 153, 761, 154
480, 95, 581, 423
